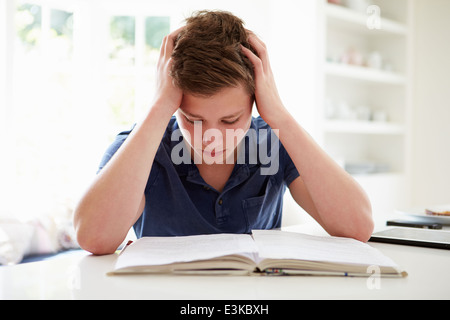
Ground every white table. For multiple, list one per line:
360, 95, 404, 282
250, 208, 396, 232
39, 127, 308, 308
1, 224, 449, 300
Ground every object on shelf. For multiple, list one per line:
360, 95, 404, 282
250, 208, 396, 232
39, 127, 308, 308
336, 100, 356, 120
325, 98, 389, 123
355, 105, 371, 121
341, 47, 364, 66
324, 98, 336, 119
367, 51, 382, 69
328, 48, 395, 73
327, 0, 343, 5
325, 99, 356, 120
372, 109, 388, 122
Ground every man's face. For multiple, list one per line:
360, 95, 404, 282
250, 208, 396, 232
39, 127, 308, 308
176, 84, 253, 164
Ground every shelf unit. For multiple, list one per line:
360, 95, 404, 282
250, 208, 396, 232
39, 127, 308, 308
317, 0, 413, 216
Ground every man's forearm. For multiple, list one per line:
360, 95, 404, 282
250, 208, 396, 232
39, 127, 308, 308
74, 103, 174, 254
270, 108, 373, 241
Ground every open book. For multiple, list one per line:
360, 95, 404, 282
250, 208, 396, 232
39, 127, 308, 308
108, 230, 407, 277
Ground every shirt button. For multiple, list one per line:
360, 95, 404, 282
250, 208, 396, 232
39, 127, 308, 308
218, 199, 223, 205
203, 186, 210, 191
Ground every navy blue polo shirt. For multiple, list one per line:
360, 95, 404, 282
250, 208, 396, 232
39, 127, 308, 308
98, 116, 300, 237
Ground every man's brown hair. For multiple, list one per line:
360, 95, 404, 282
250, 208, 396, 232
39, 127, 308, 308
171, 10, 257, 97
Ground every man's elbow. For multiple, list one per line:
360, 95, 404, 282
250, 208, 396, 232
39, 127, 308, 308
353, 219, 374, 243
73, 204, 120, 255
330, 206, 374, 243
332, 220, 373, 243
76, 233, 118, 255
352, 207, 374, 243
75, 222, 119, 256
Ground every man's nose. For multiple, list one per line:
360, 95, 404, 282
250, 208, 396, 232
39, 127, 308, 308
201, 127, 224, 147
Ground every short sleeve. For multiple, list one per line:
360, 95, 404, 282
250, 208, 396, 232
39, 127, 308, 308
280, 143, 300, 187
97, 127, 134, 174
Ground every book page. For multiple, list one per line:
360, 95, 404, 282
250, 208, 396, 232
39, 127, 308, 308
252, 230, 398, 268
114, 233, 258, 271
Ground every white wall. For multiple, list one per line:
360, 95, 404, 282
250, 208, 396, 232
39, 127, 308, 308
411, 0, 450, 206
266, 0, 320, 138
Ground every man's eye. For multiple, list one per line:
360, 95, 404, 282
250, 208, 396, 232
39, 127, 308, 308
223, 118, 239, 125
184, 116, 201, 124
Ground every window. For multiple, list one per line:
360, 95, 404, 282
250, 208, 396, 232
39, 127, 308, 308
4, 0, 171, 220
13, 2, 77, 218
109, 16, 135, 66
106, 15, 170, 129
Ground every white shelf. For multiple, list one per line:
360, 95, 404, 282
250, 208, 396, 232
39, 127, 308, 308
325, 62, 406, 85
318, 0, 413, 214
352, 171, 405, 179
326, 3, 407, 36
323, 120, 405, 135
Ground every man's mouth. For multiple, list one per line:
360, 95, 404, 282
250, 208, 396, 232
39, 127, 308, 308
202, 149, 225, 157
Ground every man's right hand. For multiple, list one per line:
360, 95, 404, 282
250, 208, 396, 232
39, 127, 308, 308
153, 27, 184, 115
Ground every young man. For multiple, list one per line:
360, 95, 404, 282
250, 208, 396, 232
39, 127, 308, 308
74, 11, 373, 255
